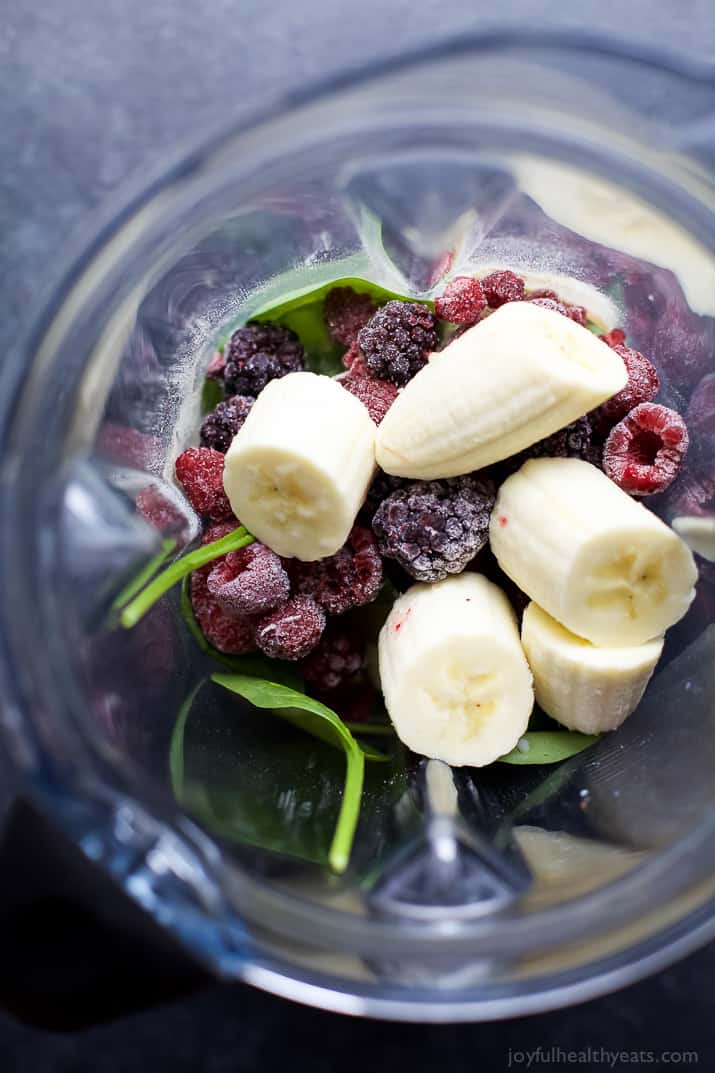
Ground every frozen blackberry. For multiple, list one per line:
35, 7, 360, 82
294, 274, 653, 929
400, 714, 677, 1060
324, 287, 376, 346
361, 469, 407, 523
223, 322, 305, 397
357, 300, 438, 386
207, 543, 290, 615
302, 625, 365, 691
255, 595, 325, 660
373, 475, 496, 583
434, 276, 486, 325
200, 395, 255, 453
291, 526, 383, 615
338, 372, 398, 424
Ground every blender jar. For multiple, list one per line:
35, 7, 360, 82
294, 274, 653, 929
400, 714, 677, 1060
2, 33, 715, 1020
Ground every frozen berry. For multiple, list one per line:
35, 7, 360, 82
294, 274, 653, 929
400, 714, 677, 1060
207, 543, 290, 615
434, 276, 486, 325
135, 484, 189, 537
590, 344, 660, 434
687, 373, 715, 458
202, 521, 236, 545
291, 526, 383, 615
373, 475, 496, 582
358, 300, 438, 386
224, 322, 305, 397
603, 403, 689, 496
664, 467, 715, 519
361, 470, 407, 523
530, 296, 587, 325
338, 373, 398, 424
256, 595, 325, 660
341, 340, 369, 375
200, 395, 255, 453
206, 349, 227, 381
527, 288, 559, 301
302, 625, 364, 691
175, 447, 235, 522
481, 270, 525, 307
190, 568, 257, 654
324, 287, 376, 346
599, 328, 626, 348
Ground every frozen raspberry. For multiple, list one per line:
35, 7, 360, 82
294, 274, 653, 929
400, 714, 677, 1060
599, 328, 626, 348
206, 349, 227, 381
530, 296, 587, 325
324, 287, 377, 346
590, 344, 660, 434
528, 288, 559, 302
358, 301, 438, 386
341, 340, 369, 375
175, 447, 235, 522
135, 484, 189, 537
190, 568, 257, 654
291, 526, 383, 615
200, 395, 255, 453
434, 276, 486, 325
687, 373, 715, 458
224, 322, 305, 397
481, 270, 526, 308
603, 403, 689, 496
207, 543, 290, 615
338, 373, 398, 424
302, 625, 365, 691
202, 521, 237, 545
256, 595, 325, 660
373, 475, 496, 583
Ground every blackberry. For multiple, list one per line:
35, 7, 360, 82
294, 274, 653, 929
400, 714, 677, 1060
291, 526, 383, 615
357, 300, 438, 386
361, 469, 407, 523
373, 475, 496, 583
224, 322, 305, 396
200, 395, 255, 453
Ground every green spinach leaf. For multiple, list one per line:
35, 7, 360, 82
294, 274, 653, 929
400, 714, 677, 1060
499, 731, 599, 765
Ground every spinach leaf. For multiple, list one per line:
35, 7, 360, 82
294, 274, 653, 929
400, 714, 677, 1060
201, 377, 224, 415
499, 731, 599, 765
211, 673, 388, 871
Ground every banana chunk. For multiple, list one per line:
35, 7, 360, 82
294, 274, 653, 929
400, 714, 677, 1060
491, 458, 697, 647
378, 573, 534, 767
522, 602, 663, 734
223, 372, 376, 560
375, 301, 627, 478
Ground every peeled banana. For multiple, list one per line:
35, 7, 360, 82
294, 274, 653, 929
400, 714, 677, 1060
375, 301, 627, 478
490, 458, 697, 647
223, 371, 376, 560
521, 601, 663, 734
378, 573, 534, 767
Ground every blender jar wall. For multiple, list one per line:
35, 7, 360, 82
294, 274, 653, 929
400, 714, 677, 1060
1, 35, 715, 1019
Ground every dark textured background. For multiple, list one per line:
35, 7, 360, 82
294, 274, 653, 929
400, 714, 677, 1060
2, 2, 715, 1069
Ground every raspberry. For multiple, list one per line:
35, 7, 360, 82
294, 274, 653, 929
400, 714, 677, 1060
361, 469, 407, 523
200, 395, 255, 453
206, 349, 227, 381
175, 447, 235, 522
590, 344, 660, 434
372, 474, 496, 582
357, 301, 438, 386
202, 521, 237, 545
256, 595, 325, 660
135, 484, 189, 537
207, 543, 290, 615
224, 322, 305, 396
530, 296, 587, 325
302, 625, 364, 691
603, 403, 689, 496
686, 373, 715, 458
338, 373, 398, 424
434, 276, 486, 325
341, 340, 369, 375
528, 289, 559, 301
190, 567, 257, 654
291, 526, 383, 615
599, 328, 626, 348
481, 270, 526, 308
324, 287, 376, 346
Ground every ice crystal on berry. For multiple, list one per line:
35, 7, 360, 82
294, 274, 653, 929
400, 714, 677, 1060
603, 403, 689, 496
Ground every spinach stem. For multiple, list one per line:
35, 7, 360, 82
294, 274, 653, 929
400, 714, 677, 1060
120, 527, 253, 628
344, 722, 395, 736
112, 538, 177, 611
328, 745, 364, 874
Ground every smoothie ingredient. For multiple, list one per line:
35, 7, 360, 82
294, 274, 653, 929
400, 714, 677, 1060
481, 269, 526, 308
175, 446, 235, 522
323, 286, 377, 346
590, 344, 660, 433
223, 322, 306, 396
290, 525, 383, 615
206, 542, 290, 615
357, 300, 439, 386
603, 402, 689, 496
434, 275, 486, 325
200, 395, 255, 453
338, 372, 398, 424
255, 594, 326, 660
